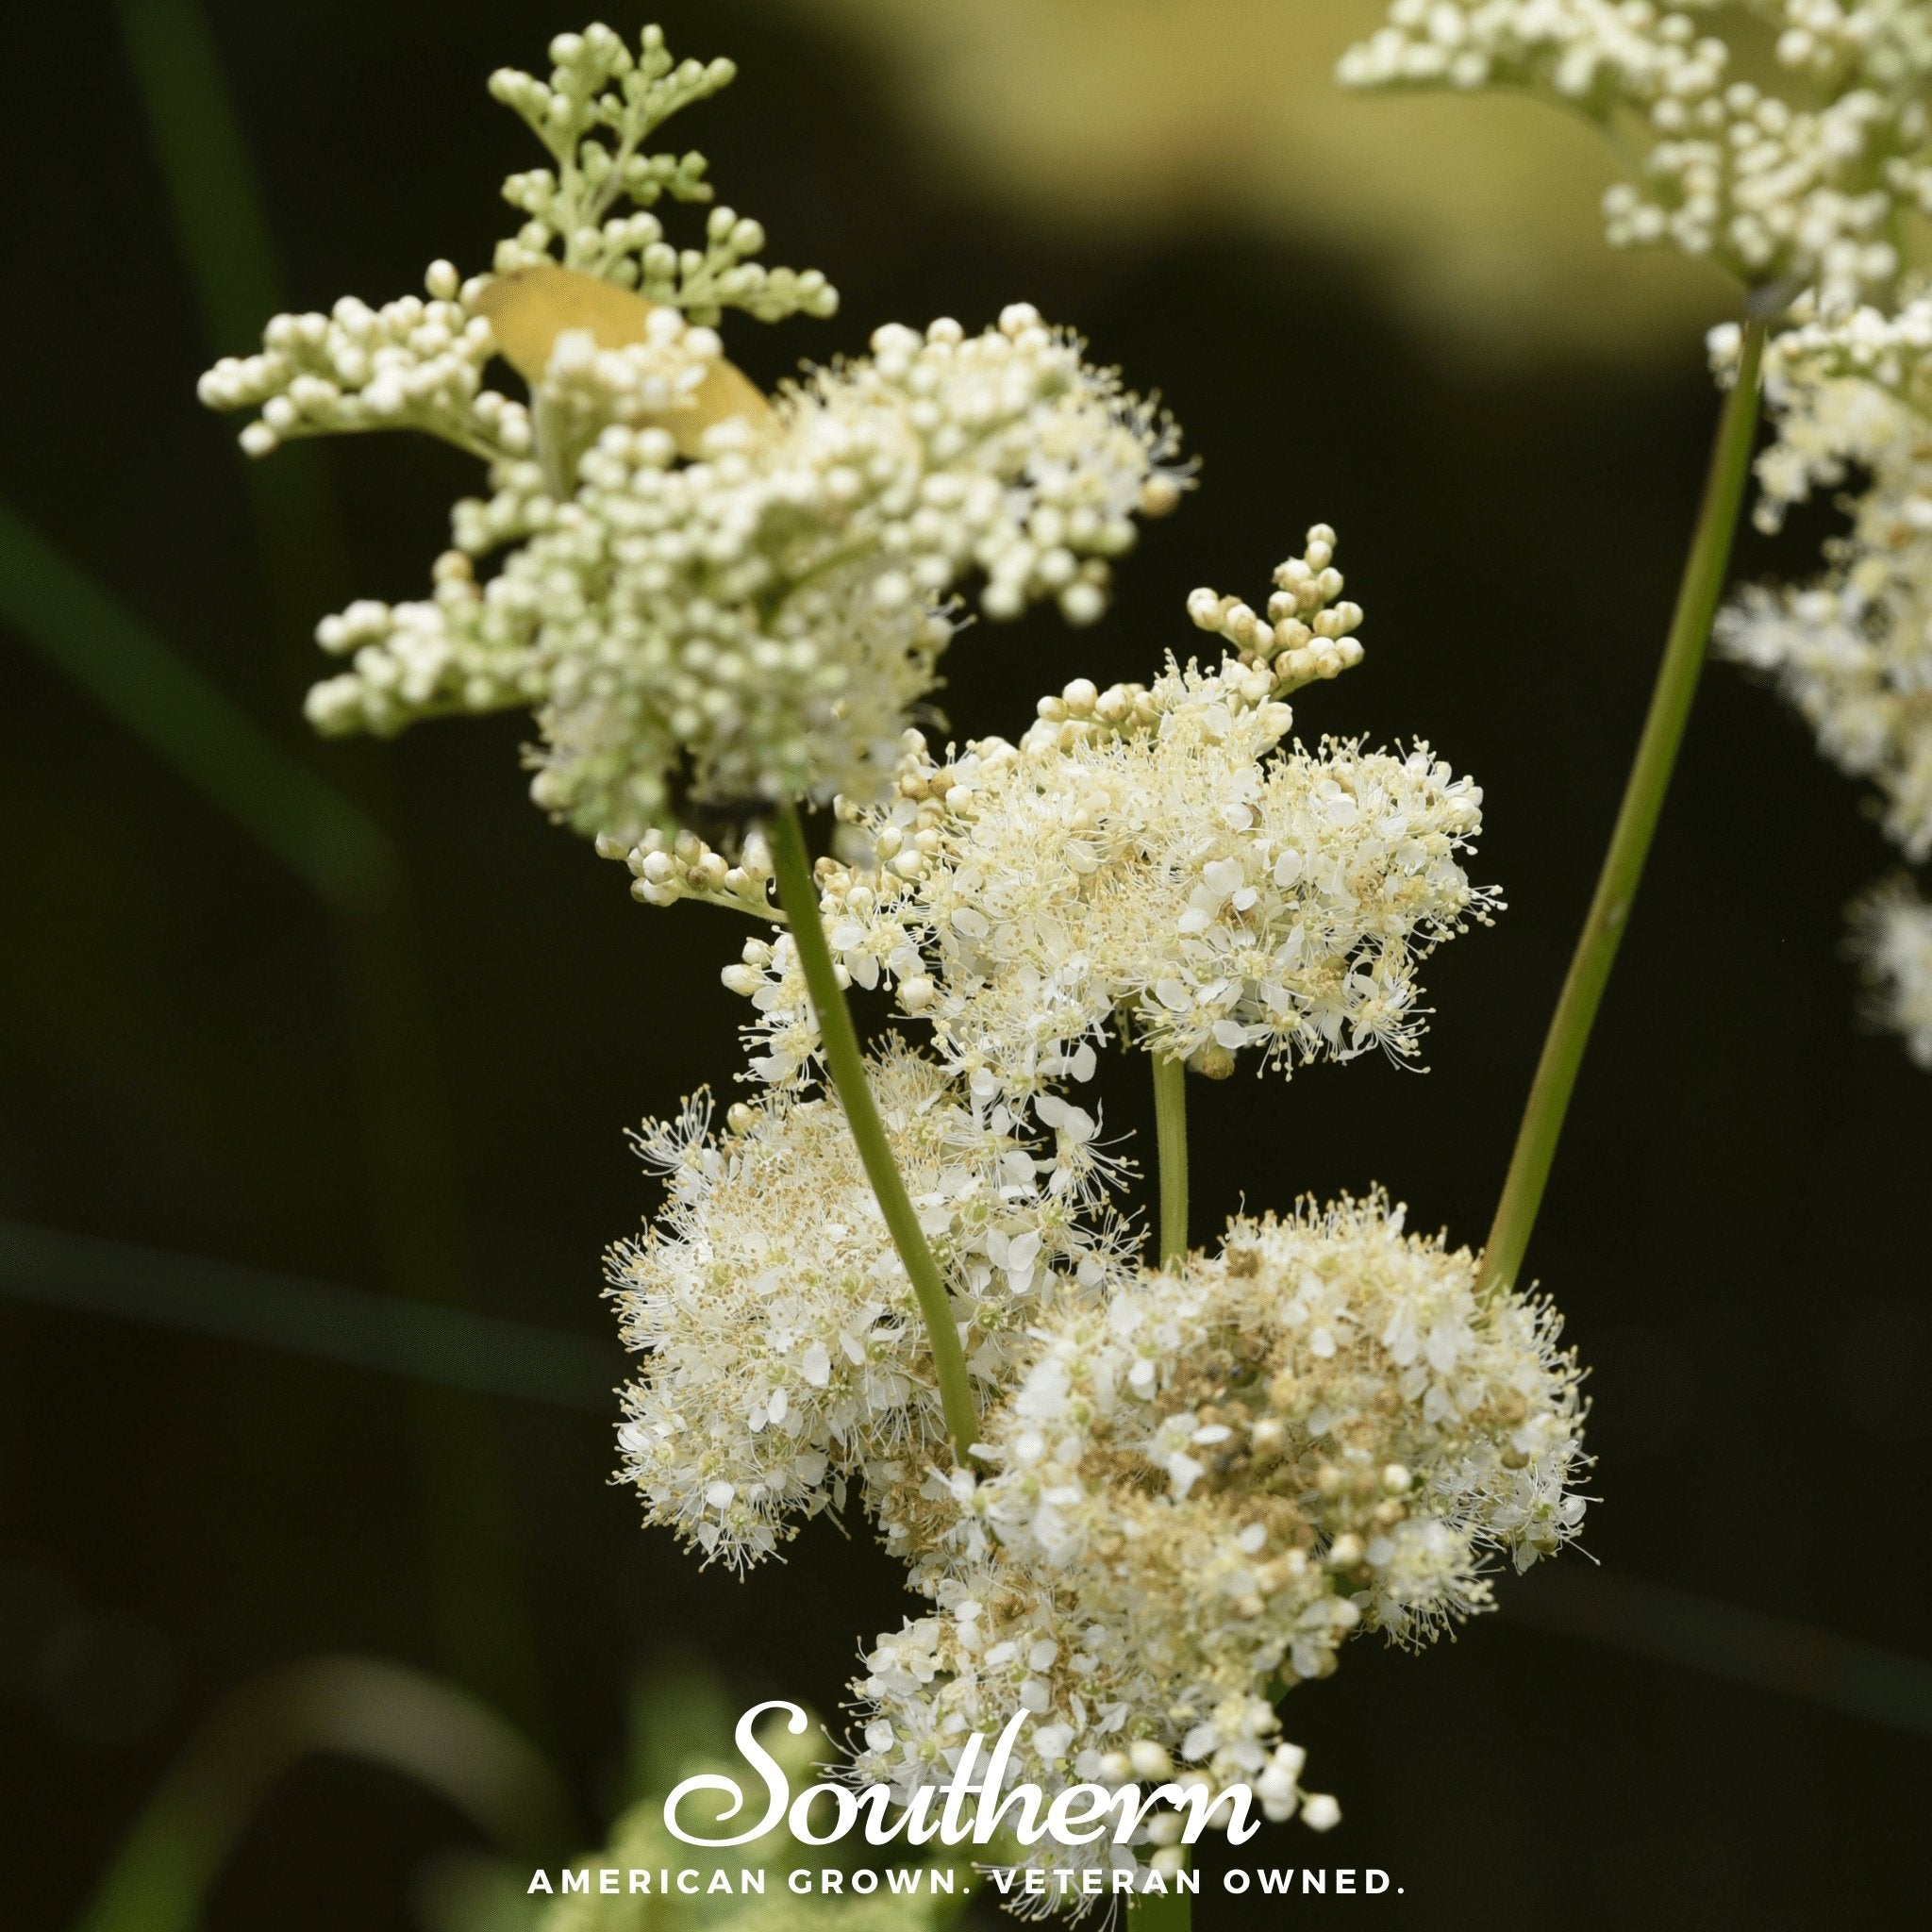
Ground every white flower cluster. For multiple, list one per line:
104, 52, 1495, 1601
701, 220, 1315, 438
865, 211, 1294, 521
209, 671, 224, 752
850, 1196, 1585, 1890
1717, 291, 1932, 526
1853, 879, 1932, 1062
299, 308, 1179, 841
607, 1046, 1131, 1570
595, 537, 1578, 1880
200, 24, 831, 469
1341, 1, 1932, 308
200, 22, 1181, 846
1715, 293, 1932, 1057
195, 12, 1587, 1896
1717, 566, 1932, 867
850, 1557, 1330, 1901
522, 299, 761, 463
723, 537, 1494, 1098
196, 261, 522, 462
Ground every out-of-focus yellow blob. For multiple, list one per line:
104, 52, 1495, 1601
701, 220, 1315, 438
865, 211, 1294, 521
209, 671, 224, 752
767, 0, 1736, 364
475, 263, 774, 453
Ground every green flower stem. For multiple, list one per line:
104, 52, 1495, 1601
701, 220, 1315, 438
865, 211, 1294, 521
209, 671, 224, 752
1152, 1055, 1191, 1266
769, 804, 979, 1459
1478, 312, 1767, 1300
1128, 1876, 1192, 1932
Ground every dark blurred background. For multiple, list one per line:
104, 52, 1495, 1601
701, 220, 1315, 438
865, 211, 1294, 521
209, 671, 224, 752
4, 2, 1928, 1928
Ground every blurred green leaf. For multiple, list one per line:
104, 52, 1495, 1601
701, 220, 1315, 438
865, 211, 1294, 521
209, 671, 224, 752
74, 1657, 575, 1932
0, 1217, 622, 1408
0, 501, 394, 913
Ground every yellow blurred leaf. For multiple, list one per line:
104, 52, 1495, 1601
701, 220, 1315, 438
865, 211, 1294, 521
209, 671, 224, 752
477, 264, 774, 450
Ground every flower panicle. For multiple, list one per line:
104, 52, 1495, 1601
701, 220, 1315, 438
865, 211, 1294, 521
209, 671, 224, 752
848, 1191, 1585, 1895
258, 302, 1178, 846
197, 25, 1194, 851
487, 23, 833, 324
720, 541, 1495, 1099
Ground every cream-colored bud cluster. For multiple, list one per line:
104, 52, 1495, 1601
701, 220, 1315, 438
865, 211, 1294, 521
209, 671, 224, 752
607, 1048, 1131, 1569
819, 307, 1183, 629
301, 308, 1177, 842
1186, 525, 1365, 694
304, 549, 525, 727
540, 308, 725, 430
198, 263, 525, 463
596, 824, 777, 914
1342, 1, 1932, 308
1853, 879, 1932, 1065
202, 21, 838, 471
484, 24, 835, 324
852, 1196, 1582, 1892
730, 563, 1494, 1098
203, 22, 1178, 846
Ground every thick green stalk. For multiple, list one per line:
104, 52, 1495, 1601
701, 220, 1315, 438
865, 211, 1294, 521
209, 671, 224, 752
1144, 1058, 1191, 1930
1478, 314, 1767, 1299
768, 806, 979, 1458
1152, 1055, 1191, 1266
1128, 1876, 1193, 1932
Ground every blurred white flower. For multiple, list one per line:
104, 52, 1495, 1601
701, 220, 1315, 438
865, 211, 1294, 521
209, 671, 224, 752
1853, 879, 1932, 1063
1344, 0, 1932, 309
1718, 295, 1932, 864
293, 298, 1181, 843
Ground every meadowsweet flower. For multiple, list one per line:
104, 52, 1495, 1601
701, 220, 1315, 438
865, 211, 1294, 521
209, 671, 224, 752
959, 1196, 1586, 1656
848, 1560, 1332, 1905
607, 1046, 1130, 1570
725, 534, 1495, 1098
1852, 878, 1932, 1063
852, 1195, 1579, 1893
327, 308, 1176, 844
1716, 299, 1932, 862
1722, 291, 1932, 527
198, 22, 1183, 847
1341, 1, 1932, 308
